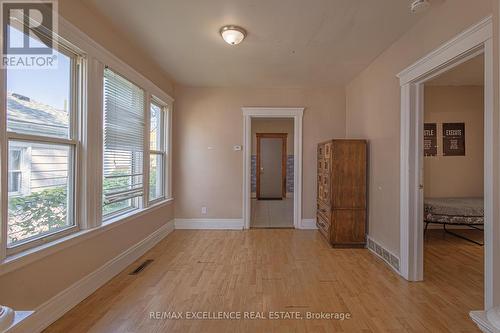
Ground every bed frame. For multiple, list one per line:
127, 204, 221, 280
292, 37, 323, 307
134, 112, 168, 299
424, 218, 484, 246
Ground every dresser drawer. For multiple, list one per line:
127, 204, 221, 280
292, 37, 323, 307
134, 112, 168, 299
316, 213, 330, 240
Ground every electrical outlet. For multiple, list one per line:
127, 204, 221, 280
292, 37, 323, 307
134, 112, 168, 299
201, 206, 207, 215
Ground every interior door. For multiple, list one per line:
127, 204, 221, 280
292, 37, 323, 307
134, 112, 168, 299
259, 137, 283, 198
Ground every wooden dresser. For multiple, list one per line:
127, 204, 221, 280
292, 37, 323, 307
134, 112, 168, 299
317, 140, 367, 248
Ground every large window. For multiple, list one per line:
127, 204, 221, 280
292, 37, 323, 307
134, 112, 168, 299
6, 47, 81, 249
0, 16, 173, 260
102, 68, 145, 219
149, 100, 168, 203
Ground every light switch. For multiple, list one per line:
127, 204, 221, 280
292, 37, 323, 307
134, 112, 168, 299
233, 145, 242, 151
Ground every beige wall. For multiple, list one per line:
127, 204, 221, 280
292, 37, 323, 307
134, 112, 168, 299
345, 0, 492, 255
0, 3, 176, 309
173, 86, 346, 219
424, 86, 484, 198
251, 118, 294, 154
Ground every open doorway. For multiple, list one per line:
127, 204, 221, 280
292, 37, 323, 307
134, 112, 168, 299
397, 18, 496, 312
251, 119, 294, 228
242, 108, 304, 230
421, 54, 484, 309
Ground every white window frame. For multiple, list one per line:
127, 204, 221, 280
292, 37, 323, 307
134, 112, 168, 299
3, 43, 84, 255
147, 97, 169, 205
7, 147, 25, 196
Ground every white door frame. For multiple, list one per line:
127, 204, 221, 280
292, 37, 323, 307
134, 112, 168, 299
242, 107, 304, 229
397, 16, 497, 309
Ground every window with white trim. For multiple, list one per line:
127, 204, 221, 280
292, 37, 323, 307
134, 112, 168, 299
6, 46, 82, 249
102, 67, 145, 219
8, 148, 24, 195
149, 99, 168, 203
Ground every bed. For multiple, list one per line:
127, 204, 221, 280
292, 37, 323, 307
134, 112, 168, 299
424, 197, 484, 245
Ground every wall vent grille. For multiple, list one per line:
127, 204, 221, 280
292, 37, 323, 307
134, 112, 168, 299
129, 259, 154, 275
367, 236, 400, 272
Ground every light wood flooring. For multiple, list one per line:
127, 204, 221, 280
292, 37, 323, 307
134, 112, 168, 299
45, 228, 484, 333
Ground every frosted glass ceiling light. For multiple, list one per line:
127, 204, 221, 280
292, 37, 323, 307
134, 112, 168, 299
220, 25, 246, 45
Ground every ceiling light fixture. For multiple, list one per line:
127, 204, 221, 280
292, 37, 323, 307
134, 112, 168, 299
220, 25, 246, 45
410, 0, 430, 13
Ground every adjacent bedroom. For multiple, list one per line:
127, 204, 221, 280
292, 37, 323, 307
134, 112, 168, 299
422, 54, 484, 308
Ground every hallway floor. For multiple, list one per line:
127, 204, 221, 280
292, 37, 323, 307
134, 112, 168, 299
251, 198, 293, 228
45, 229, 483, 333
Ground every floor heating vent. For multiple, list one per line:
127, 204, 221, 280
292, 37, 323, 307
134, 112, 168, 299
367, 236, 400, 272
129, 259, 154, 275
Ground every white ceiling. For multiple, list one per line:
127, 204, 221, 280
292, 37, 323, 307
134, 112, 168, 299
427, 54, 484, 86
84, 0, 430, 87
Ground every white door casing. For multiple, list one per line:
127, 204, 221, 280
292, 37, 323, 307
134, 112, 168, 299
397, 16, 497, 310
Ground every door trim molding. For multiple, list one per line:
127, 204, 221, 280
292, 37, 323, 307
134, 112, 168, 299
242, 108, 304, 229
256, 133, 287, 199
397, 16, 496, 309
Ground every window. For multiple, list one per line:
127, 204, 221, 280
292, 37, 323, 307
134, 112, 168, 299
149, 100, 168, 202
6, 46, 81, 249
8, 148, 24, 194
0, 15, 174, 260
102, 68, 145, 219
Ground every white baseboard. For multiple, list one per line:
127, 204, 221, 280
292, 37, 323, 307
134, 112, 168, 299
298, 218, 318, 230
174, 219, 244, 230
469, 310, 498, 333
8, 220, 175, 333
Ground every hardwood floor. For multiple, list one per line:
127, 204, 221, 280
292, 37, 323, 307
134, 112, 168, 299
45, 229, 483, 333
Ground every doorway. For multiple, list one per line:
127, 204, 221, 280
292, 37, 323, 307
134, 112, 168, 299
242, 107, 304, 229
256, 133, 287, 200
251, 120, 293, 228
421, 54, 485, 313
398, 17, 496, 310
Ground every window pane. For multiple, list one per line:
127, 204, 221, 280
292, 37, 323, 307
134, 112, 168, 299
150, 103, 162, 150
102, 149, 141, 216
8, 149, 21, 169
6, 50, 72, 139
149, 153, 164, 201
8, 141, 74, 246
8, 172, 21, 193
103, 68, 145, 218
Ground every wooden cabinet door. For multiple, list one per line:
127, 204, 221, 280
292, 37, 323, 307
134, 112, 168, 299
331, 210, 366, 246
331, 141, 366, 209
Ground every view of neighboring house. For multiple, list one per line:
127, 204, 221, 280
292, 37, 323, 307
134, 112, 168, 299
6, 92, 71, 245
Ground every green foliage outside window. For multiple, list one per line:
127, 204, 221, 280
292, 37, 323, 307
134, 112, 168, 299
8, 169, 153, 244
8, 187, 68, 244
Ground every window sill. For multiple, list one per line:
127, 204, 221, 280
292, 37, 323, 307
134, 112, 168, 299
0, 197, 174, 277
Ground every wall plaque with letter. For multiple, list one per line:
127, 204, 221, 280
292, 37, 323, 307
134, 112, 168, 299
443, 123, 465, 156
424, 123, 437, 156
